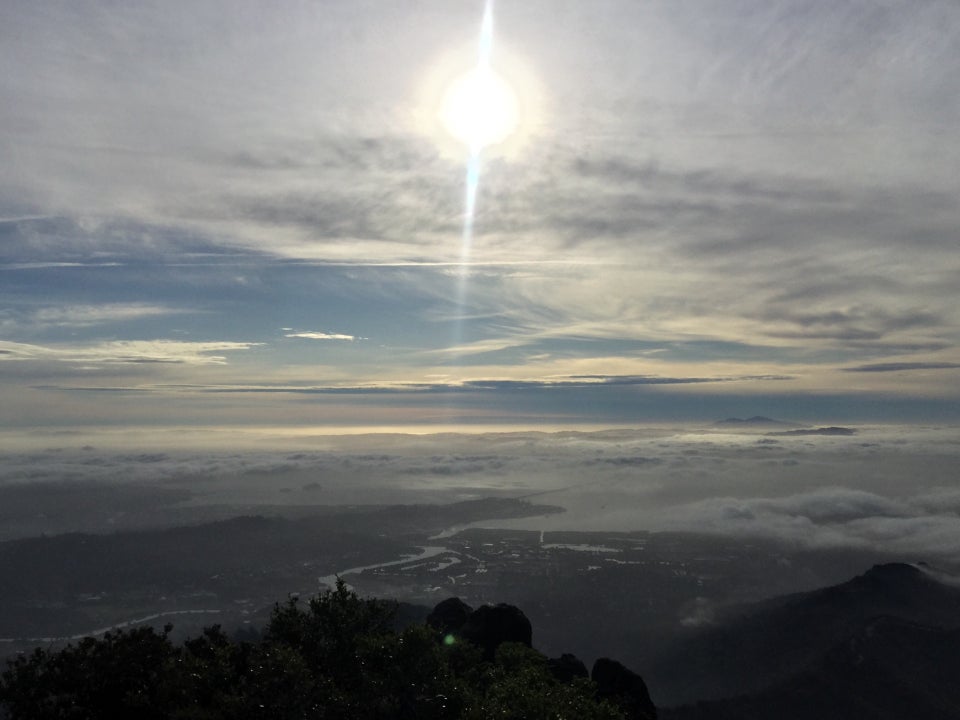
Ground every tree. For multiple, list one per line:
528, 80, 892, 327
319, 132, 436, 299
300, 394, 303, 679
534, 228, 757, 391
463, 643, 623, 720
1, 581, 625, 719
0, 625, 178, 719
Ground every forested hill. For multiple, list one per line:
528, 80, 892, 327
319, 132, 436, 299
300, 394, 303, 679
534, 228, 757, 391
3, 563, 959, 719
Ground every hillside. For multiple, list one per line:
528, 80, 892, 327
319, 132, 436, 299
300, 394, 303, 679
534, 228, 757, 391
663, 618, 960, 720
655, 563, 960, 716
4, 562, 959, 719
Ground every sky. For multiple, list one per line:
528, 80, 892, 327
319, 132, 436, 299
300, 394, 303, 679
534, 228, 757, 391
2, 0, 959, 431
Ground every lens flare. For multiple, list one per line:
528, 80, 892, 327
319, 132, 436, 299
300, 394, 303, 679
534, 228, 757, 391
452, 0, 497, 353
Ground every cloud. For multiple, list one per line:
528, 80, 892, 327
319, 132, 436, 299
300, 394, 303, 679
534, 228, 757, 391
756, 307, 944, 343
284, 332, 356, 341
0, 340, 260, 366
45, 373, 794, 396
0, 0, 958, 428
583, 456, 662, 468
666, 486, 960, 557
3, 424, 959, 560
910, 488, 960, 515
27, 304, 186, 328
755, 489, 909, 523
842, 362, 960, 373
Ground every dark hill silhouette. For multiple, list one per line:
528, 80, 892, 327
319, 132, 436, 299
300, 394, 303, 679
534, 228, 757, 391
650, 563, 960, 706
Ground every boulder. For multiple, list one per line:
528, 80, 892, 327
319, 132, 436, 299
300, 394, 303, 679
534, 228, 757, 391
547, 653, 589, 684
460, 603, 532, 659
426, 597, 474, 636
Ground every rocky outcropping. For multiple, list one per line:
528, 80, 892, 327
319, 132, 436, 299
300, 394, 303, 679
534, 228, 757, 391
593, 657, 658, 720
548, 653, 589, 684
428, 597, 656, 717
426, 596, 473, 636
459, 602, 533, 659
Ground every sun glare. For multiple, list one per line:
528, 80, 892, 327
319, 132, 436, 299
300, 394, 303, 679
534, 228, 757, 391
439, 66, 519, 151
420, 0, 537, 157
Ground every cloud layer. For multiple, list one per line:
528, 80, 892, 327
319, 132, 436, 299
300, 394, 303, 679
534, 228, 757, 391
3, 424, 960, 564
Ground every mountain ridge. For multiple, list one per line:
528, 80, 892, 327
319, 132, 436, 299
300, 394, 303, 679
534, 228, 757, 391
653, 562, 960, 713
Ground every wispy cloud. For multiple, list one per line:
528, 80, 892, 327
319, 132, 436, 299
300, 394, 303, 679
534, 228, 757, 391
0, 340, 260, 366
29, 304, 186, 328
842, 362, 960, 373
45, 372, 794, 395
284, 331, 356, 341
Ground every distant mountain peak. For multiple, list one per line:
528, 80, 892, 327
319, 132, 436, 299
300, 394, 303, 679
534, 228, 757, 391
863, 562, 924, 581
821, 562, 945, 602
768, 426, 857, 436
855, 562, 955, 590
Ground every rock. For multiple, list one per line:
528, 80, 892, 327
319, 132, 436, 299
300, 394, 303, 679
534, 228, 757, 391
548, 653, 589, 684
592, 657, 657, 720
426, 597, 474, 636
460, 603, 532, 659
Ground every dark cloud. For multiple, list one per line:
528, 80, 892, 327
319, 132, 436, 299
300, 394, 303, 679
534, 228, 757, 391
0, 215, 265, 266
571, 156, 843, 206
842, 362, 960, 373
768, 427, 856, 437
218, 136, 438, 174
583, 456, 662, 468
766, 276, 903, 305
840, 342, 950, 354
50, 373, 794, 396
755, 306, 943, 343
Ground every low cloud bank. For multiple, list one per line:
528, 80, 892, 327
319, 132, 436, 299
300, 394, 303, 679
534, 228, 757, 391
666, 487, 960, 557
2, 424, 959, 560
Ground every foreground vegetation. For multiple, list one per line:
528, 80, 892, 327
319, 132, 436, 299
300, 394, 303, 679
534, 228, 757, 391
0, 581, 625, 719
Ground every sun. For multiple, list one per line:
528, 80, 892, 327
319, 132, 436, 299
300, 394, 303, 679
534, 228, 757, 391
417, 2, 541, 158
439, 66, 519, 151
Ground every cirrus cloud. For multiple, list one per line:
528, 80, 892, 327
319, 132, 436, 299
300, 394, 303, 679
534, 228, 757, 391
0, 340, 260, 366
284, 331, 356, 341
